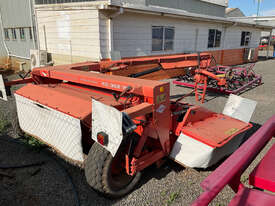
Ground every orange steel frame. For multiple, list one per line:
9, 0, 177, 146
3, 52, 250, 176
26, 53, 213, 80
194, 69, 227, 103
6, 65, 174, 175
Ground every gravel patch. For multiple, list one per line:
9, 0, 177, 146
0, 59, 275, 206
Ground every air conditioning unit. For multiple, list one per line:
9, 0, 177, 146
30, 49, 48, 70
244, 48, 255, 62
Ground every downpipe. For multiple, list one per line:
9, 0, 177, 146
0, 8, 10, 56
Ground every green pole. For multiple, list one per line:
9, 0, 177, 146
257, 0, 261, 16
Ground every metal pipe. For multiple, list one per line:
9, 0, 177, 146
9, 54, 31, 60
43, 25, 47, 51
70, 40, 73, 63
129, 66, 161, 78
108, 7, 124, 60
29, 0, 36, 50
194, 28, 199, 52
257, 0, 261, 17
267, 30, 272, 59
34, 8, 41, 51
231, 75, 262, 94
0, 8, 10, 55
108, 18, 113, 59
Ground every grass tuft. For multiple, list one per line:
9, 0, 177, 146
166, 190, 180, 206
21, 133, 45, 151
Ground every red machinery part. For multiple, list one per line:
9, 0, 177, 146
191, 115, 275, 206
249, 143, 275, 193
7, 67, 252, 171
193, 69, 227, 103
0, 52, 256, 198
97, 132, 109, 146
15, 67, 172, 166
30, 52, 212, 81
174, 64, 262, 103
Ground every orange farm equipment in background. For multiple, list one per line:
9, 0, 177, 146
174, 62, 262, 103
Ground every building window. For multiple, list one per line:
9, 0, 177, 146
19, 28, 25, 40
208, 29, 222, 48
11, 28, 17, 40
241, 31, 251, 46
4, 28, 9, 40
152, 26, 175, 51
29, 27, 33, 40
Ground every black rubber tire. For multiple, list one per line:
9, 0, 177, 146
84, 141, 141, 198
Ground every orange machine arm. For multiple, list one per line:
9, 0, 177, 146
195, 69, 227, 86
193, 68, 227, 103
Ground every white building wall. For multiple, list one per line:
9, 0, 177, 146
36, 9, 101, 65
35, 9, 262, 63
224, 26, 261, 49
195, 23, 224, 51
250, 29, 262, 47
112, 12, 261, 58
113, 12, 198, 58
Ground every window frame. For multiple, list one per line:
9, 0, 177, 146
208, 29, 222, 48
11, 28, 17, 40
4, 28, 9, 40
152, 26, 175, 52
19, 28, 26, 40
241, 31, 251, 47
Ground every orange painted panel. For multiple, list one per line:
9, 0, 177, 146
207, 48, 258, 66
181, 113, 252, 148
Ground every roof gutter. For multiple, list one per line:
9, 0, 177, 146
106, 4, 273, 31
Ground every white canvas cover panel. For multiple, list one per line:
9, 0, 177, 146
223, 94, 257, 123
170, 95, 257, 168
0, 74, 7, 101
91, 99, 123, 157
169, 132, 244, 168
15, 94, 84, 163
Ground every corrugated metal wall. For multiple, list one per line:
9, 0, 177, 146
35, 0, 226, 17
147, 0, 226, 17
0, 0, 36, 58
35, 0, 102, 4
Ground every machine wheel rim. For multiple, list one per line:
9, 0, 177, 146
107, 153, 135, 191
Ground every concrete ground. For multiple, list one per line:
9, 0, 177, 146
0, 59, 275, 206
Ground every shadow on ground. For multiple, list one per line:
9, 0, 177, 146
0, 134, 185, 206
257, 56, 274, 62
0, 120, 261, 206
